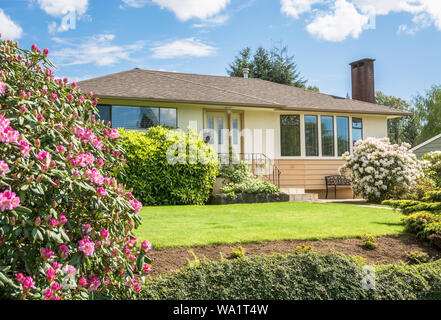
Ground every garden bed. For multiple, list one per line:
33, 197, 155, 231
147, 235, 441, 277
208, 192, 289, 205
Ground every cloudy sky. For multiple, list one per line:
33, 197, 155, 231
1, 0, 441, 102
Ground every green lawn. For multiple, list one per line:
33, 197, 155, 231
135, 202, 404, 249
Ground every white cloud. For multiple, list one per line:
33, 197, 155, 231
0, 9, 23, 40
281, 0, 441, 41
306, 0, 369, 42
37, 0, 88, 17
281, 0, 323, 18
51, 34, 145, 67
150, 38, 216, 59
192, 14, 229, 28
151, 0, 230, 21
121, 0, 149, 8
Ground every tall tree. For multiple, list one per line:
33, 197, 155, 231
414, 85, 441, 145
226, 45, 307, 88
227, 47, 254, 78
375, 91, 419, 146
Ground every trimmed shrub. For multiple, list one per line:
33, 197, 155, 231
119, 127, 218, 206
219, 161, 279, 197
362, 234, 378, 250
339, 138, 423, 203
0, 40, 150, 300
422, 151, 441, 188
139, 252, 441, 300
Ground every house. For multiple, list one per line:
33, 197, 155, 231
411, 133, 441, 158
78, 58, 409, 199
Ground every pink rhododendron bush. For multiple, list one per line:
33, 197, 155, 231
339, 137, 423, 203
0, 38, 151, 300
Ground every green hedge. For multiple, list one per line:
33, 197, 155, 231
119, 127, 219, 205
139, 252, 441, 300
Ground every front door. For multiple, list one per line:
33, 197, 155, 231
204, 111, 242, 160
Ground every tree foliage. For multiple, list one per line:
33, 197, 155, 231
414, 85, 441, 145
375, 91, 419, 146
226, 45, 308, 88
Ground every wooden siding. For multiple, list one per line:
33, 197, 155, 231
275, 159, 353, 199
414, 136, 441, 158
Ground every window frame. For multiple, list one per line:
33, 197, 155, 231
279, 113, 362, 159
304, 115, 319, 157
96, 105, 177, 129
280, 114, 301, 157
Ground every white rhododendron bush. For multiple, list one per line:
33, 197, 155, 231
0, 38, 151, 300
339, 138, 423, 203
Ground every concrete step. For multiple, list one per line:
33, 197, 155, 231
288, 193, 319, 202
280, 188, 305, 195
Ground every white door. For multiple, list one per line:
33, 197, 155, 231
205, 112, 229, 155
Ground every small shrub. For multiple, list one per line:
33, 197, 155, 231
294, 245, 313, 254
402, 212, 441, 236
119, 127, 219, 205
339, 138, 423, 203
405, 251, 430, 265
139, 251, 441, 300
422, 151, 441, 188
219, 161, 279, 197
229, 246, 245, 260
362, 234, 378, 250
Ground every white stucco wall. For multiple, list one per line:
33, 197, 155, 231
173, 104, 390, 159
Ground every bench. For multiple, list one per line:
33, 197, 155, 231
325, 175, 352, 199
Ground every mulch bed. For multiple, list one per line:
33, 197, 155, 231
148, 235, 441, 277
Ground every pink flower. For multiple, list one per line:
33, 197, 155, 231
18, 140, 31, 158
56, 145, 66, 154
16, 273, 24, 283
43, 48, 49, 56
37, 114, 44, 122
58, 245, 69, 258
0, 81, 6, 94
78, 277, 87, 288
51, 281, 61, 292
129, 198, 143, 213
67, 94, 74, 102
43, 288, 54, 300
49, 218, 59, 228
51, 261, 61, 270
108, 129, 120, 140
22, 276, 35, 291
100, 228, 109, 239
50, 93, 58, 101
0, 189, 20, 212
78, 238, 95, 257
97, 186, 106, 197
46, 267, 57, 283
59, 215, 67, 225
142, 264, 151, 273
141, 240, 152, 252
85, 168, 104, 185
0, 160, 9, 176
87, 275, 101, 292
36, 151, 52, 164
41, 247, 54, 261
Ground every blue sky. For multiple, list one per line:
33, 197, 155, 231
1, 0, 440, 102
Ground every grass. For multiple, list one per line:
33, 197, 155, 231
135, 202, 404, 249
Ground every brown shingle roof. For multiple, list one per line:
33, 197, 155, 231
77, 68, 410, 116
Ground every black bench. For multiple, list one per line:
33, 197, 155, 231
325, 175, 352, 199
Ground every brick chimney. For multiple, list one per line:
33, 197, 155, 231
349, 58, 375, 103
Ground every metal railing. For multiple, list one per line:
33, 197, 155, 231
217, 153, 282, 188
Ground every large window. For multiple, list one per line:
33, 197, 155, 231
304, 115, 318, 156
321, 116, 334, 157
337, 116, 350, 156
352, 118, 363, 145
280, 115, 301, 156
97, 105, 177, 129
